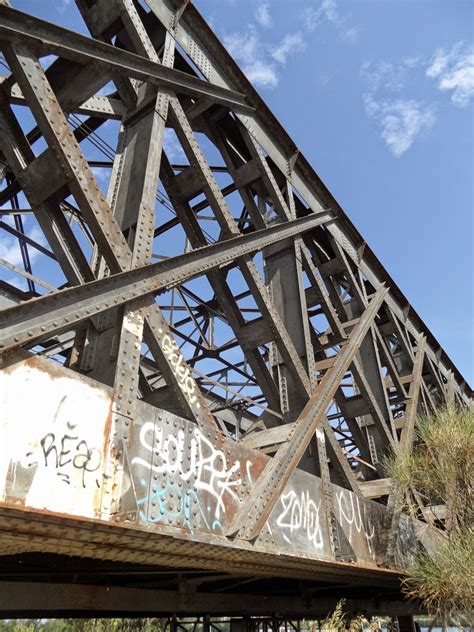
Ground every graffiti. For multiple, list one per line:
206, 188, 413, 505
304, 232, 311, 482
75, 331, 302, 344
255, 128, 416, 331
132, 422, 248, 521
135, 479, 223, 532
25, 423, 102, 489
158, 327, 200, 409
276, 490, 324, 550
336, 490, 375, 554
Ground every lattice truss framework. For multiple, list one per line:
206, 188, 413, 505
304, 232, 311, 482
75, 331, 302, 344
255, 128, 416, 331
0, 0, 471, 543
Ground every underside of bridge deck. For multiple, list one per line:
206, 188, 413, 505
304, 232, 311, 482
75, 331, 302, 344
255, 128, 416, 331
0, 0, 471, 619
0, 551, 416, 619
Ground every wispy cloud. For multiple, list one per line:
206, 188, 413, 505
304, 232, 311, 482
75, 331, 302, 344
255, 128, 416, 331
360, 58, 421, 94
223, 29, 276, 88
360, 44, 473, 156
255, 2, 272, 29
272, 32, 306, 65
244, 59, 279, 89
364, 95, 435, 157
164, 128, 187, 163
361, 56, 434, 156
220, 0, 358, 89
0, 226, 46, 268
304, 0, 360, 43
426, 43, 474, 107
58, 0, 72, 15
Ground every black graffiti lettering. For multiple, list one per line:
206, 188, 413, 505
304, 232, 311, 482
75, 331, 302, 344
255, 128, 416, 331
40, 433, 58, 468
25, 451, 38, 468
73, 440, 102, 488
58, 433, 79, 467
57, 472, 71, 485
34, 431, 102, 488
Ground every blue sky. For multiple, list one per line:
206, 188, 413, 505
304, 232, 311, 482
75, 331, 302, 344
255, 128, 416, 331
200, 0, 474, 386
1, 0, 473, 387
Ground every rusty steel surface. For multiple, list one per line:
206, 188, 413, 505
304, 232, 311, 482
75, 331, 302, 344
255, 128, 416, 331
0, 0, 471, 614
0, 354, 398, 572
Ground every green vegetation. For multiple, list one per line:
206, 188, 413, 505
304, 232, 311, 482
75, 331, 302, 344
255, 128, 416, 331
386, 406, 474, 628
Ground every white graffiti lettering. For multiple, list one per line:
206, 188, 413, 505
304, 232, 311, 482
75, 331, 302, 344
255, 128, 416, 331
132, 422, 248, 519
159, 329, 200, 409
276, 490, 324, 550
336, 490, 375, 554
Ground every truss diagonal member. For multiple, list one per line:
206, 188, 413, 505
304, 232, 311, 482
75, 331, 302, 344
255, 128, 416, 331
320, 417, 362, 495
0, 93, 94, 285
0, 5, 253, 114
2, 43, 131, 271
168, 97, 312, 400
400, 335, 427, 450
224, 285, 388, 540
0, 38, 217, 428
0, 212, 331, 354
159, 160, 281, 413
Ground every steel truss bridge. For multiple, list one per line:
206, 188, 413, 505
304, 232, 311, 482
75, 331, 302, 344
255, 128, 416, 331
0, 0, 471, 626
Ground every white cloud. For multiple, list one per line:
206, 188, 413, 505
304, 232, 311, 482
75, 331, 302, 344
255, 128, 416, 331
164, 128, 187, 163
360, 58, 423, 94
304, 0, 359, 43
224, 28, 280, 88
0, 226, 46, 268
244, 59, 279, 88
255, 2, 272, 28
364, 95, 436, 157
224, 29, 261, 67
340, 25, 360, 44
59, 0, 72, 14
272, 32, 306, 65
360, 42, 472, 155
223, 16, 308, 89
426, 43, 474, 107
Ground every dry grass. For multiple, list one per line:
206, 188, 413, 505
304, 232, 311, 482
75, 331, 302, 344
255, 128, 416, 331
321, 599, 383, 631
385, 406, 474, 624
386, 406, 473, 533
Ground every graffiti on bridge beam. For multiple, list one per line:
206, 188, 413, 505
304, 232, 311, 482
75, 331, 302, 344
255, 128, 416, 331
0, 358, 382, 563
135, 480, 222, 531
336, 489, 376, 556
275, 489, 324, 551
130, 420, 252, 530
24, 423, 102, 489
158, 327, 201, 409
0, 360, 109, 517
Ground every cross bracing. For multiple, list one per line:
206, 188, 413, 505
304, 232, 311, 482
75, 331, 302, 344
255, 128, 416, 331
0, 0, 472, 616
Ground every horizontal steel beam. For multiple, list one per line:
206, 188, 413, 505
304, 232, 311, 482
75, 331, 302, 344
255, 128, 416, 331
0, 581, 421, 617
0, 212, 332, 353
0, 5, 254, 114
4, 80, 124, 119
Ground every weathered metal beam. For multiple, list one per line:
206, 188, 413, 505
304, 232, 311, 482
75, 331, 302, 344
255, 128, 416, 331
0, 212, 332, 353
5, 81, 124, 119
400, 336, 427, 450
0, 92, 95, 285
0, 5, 254, 114
225, 286, 388, 539
0, 581, 422, 617
147, 0, 471, 402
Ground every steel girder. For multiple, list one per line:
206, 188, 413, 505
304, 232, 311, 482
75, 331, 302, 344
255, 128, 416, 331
0, 0, 472, 598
